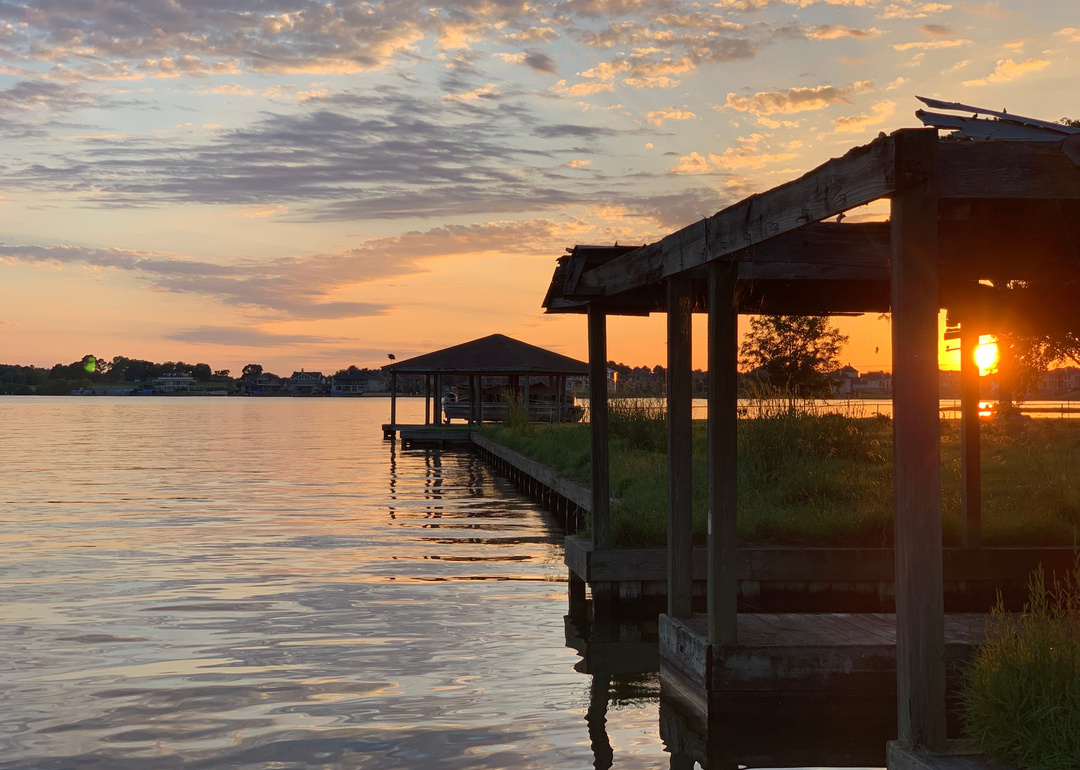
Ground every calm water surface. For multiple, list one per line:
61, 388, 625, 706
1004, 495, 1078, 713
1, 397, 884, 769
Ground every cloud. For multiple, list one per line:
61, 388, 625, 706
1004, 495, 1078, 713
645, 107, 697, 125
961, 58, 1050, 86
919, 23, 953, 36
1057, 27, 1080, 43
168, 327, 348, 347
4, 84, 629, 220
0, 218, 614, 320
892, 38, 971, 50
670, 134, 799, 173
834, 100, 896, 132
724, 81, 871, 115
805, 25, 883, 40
879, 3, 954, 20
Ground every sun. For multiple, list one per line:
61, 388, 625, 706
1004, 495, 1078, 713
975, 337, 999, 375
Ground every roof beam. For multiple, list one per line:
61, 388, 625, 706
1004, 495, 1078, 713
574, 131, 900, 300
936, 137, 1080, 200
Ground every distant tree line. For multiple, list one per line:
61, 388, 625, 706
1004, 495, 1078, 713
0, 356, 390, 395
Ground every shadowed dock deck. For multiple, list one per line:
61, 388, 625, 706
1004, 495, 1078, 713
661, 612, 985, 700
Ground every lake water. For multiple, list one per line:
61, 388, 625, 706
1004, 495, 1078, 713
0, 397, 886, 769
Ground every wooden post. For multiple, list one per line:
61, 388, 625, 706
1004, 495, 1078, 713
707, 262, 739, 644
960, 320, 982, 548
434, 374, 442, 425
588, 305, 611, 551
424, 374, 431, 425
390, 371, 398, 428
667, 273, 694, 619
891, 128, 946, 749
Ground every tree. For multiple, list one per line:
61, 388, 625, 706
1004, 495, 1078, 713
739, 315, 849, 396
192, 363, 212, 381
241, 363, 263, 379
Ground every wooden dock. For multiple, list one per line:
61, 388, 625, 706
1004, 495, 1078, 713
660, 612, 985, 713
381, 423, 475, 447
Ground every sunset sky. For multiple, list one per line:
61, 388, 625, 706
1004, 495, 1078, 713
1, 1, 1076, 375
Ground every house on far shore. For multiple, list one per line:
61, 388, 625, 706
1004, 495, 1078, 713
331, 368, 387, 395
153, 372, 196, 393
829, 365, 860, 396
239, 372, 287, 395
289, 370, 328, 395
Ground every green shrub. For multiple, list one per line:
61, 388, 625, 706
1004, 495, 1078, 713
962, 563, 1080, 770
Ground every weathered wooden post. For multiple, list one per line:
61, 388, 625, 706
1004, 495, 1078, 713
434, 374, 442, 425
667, 273, 694, 619
390, 370, 398, 429
891, 128, 946, 749
424, 374, 431, 425
960, 320, 982, 548
707, 261, 739, 644
588, 305, 611, 551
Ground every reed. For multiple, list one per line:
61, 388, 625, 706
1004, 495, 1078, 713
484, 404, 1080, 549
962, 562, 1080, 770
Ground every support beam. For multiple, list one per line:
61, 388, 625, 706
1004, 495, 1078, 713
960, 321, 982, 548
574, 134, 897, 300
425, 374, 431, 425
667, 273, 694, 620
390, 371, 398, 428
434, 375, 442, 425
890, 128, 946, 749
707, 262, 739, 645
588, 306, 611, 551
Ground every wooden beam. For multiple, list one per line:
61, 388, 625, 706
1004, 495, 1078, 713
707, 262, 739, 645
890, 128, 947, 749
390, 371, 398, 428
936, 136, 1080, 199
588, 306, 611, 551
575, 134, 897, 300
960, 321, 982, 549
668, 274, 694, 619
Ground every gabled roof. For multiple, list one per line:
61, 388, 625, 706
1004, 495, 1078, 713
383, 334, 588, 375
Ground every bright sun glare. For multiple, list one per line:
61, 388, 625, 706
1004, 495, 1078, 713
975, 338, 999, 374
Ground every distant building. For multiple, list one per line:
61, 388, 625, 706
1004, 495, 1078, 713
289, 370, 327, 395
853, 370, 892, 396
153, 372, 196, 393
829, 366, 860, 396
240, 373, 287, 395
332, 370, 387, 394
1040, 366, 1080, 396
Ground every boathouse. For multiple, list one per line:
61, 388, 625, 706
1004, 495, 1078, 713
381, 334, 588, 443
542, 116, 1080, 762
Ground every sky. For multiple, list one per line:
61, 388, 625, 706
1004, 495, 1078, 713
1, 1, 1077, 375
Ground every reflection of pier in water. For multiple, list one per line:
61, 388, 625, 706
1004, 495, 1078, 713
567, 606, 905, 769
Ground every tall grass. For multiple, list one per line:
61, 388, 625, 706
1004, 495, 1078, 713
485, 399, 1080, 549
962, 562, 1080, 770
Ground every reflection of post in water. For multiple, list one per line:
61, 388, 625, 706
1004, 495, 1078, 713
465, 454, 485, 498
387, 434, 398, 520
586, 674, 613, 770
424, 450, 443, 519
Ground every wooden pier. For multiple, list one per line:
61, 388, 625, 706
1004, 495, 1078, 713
381, 423, 475, 447
539, 127, 1080, 759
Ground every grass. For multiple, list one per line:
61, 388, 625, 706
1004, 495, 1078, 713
961, 562, 1080, 770
483, 402, 1080, 549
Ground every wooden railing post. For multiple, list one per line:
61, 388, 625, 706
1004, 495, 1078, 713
891, 128, 946, 749
667, 273, 694, 619
707, 262, 739, 644
588, 306, 611, 551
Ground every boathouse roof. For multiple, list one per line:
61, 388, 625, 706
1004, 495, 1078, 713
382, 333, 588, 375
542, 119, 1080, 334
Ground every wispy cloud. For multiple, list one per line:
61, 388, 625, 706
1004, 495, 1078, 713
961, 57, 1050, 86
724, 81, 872, 115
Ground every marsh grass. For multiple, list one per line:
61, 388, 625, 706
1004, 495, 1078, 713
962, 562, 1080, 770
485, 402, 1080, 549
